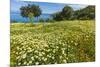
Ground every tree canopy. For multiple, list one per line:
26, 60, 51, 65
52, 5, 73, 21
20, 4, 42, 22
52, 12, 63, 21
74, 6, 95, 20
61, 5, 74, 20
52, 5, 95, 21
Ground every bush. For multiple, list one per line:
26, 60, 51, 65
45, 18, 55, 23
73, 6, 95, 20
39, 18, 45, 22
52, 5, 95, 21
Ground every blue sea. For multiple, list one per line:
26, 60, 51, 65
10, 13, 52, 23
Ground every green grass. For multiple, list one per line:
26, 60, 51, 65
10, 20, 95, 66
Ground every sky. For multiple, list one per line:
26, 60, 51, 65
11, 0, 88, 14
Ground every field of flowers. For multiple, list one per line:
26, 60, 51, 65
10, 20, 95, 66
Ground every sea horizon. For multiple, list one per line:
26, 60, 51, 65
10, 12, 52, 23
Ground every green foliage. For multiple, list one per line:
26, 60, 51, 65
45, 18, 55, 23
52, 5, 95, 21
52, 5, 74, 21
52, 12, 63, 21
28, 13, 34, 23
39, 18, 54, 23
39, 18, 45, 22
20, 4, 41, 22
61, 5, 74, 20
74, 6, 95, 20
10, 20, 95, 66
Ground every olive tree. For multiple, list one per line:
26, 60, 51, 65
20, 4, 41, 23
